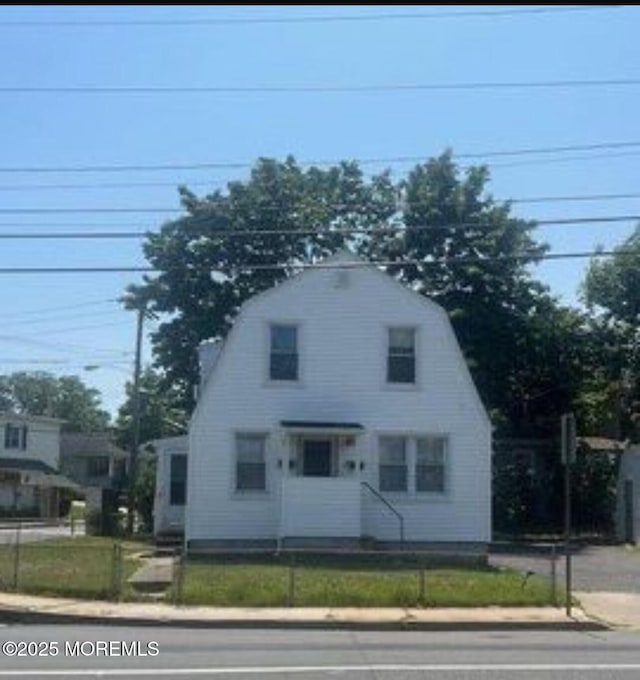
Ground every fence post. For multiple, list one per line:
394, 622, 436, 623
550, 544, 558, 606
287, 553, 296, 607
111, 542, 123, 601
12, 522, 22, 592
174, 549, 185, 606
418, 564, 426, 606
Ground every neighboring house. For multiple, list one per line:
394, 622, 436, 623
0, 413, 77, 518
59, 433, 128, 512
616, 443, 640, 543
150, 435, 188, 539
187, 251, 491, 551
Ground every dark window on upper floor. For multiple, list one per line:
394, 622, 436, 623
4, 424, 27, 450
387, 327, 416, 384
270, 324, 298, 381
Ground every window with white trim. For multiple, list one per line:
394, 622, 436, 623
236, 434, 267, 491
387, 327, 416, 384
269, 324, 298, 381
4, 424, 27, 450
378, 436, 408, 492
416, 436, 447, 493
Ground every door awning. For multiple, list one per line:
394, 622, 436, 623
280, 420, 364, 435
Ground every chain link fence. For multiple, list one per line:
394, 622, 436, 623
0, 523, 566, 607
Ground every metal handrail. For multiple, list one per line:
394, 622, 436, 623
360, 481, 405, 543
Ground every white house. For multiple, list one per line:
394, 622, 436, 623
0, 413, 77, 518
150, 435, 188, 538
617, 444, 640, 543
187, 252, 492, 551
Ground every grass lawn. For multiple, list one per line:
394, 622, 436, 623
180, 553, 561, 607
0, 537, 147, 600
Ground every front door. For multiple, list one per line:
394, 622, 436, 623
303, 439, 333, 477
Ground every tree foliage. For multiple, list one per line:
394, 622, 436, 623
114, 366, 187, 450
582, 225, 640, 440
130, 153, 586, 436
128, 157, 397, 406
0, 371, 110, 432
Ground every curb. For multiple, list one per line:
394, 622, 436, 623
0, 607, 608, 632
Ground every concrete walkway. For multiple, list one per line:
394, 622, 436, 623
127, 556, 175, 591
0, 591, 600, 630
576, 592, 640, 630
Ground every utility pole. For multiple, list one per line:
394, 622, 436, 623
561, 412, 576, 617
127, 304, 145, 535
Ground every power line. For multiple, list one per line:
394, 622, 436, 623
0, 298, 119, 320
0, 310, 127, 328
3, 78, 640, 96
484, 149, 640, 170
1, 140, 639, 174
1, 178, 640, 205
0, 250, 635, 274
0, 6, 622, 27
0, 207, 179, 214
0, 332, 133, 355
0, 215, 638, 240
511, 192, 640, 204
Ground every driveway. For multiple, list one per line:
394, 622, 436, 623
0, 522, 83, 545
491, 544, 640, 593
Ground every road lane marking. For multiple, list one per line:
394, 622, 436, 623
1, 665, 640, 676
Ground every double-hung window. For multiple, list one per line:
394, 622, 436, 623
416, 436, 447, 493
387, 327, 416, 384
236, 434, 267, 492
269, 324, 298, 381
4, 424, 26, 450
378, 436, 408, 492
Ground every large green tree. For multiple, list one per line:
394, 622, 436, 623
129, 153, 594, 436
0, 371, 110, 432
128, 156, 397, 407
582, 225, 640, 439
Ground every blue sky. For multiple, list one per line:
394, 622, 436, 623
1, 5, 638, 416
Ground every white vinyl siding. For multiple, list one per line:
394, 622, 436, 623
235, 434, 267, 492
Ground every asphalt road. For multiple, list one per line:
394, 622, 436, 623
0, 625, 638, 678
491, 545, 640, 592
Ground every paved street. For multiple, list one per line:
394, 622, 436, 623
0, 626, 639, 678
491, 545, 640, 592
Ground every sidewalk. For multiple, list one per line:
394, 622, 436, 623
575, 592, 640, 630
0, 592, 602, 630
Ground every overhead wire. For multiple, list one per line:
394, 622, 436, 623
0, 140, 638, 174
3, 78, 639, 96
0, 215, 638, 240
0, 6, 623, 28
0, 249, 637, 274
